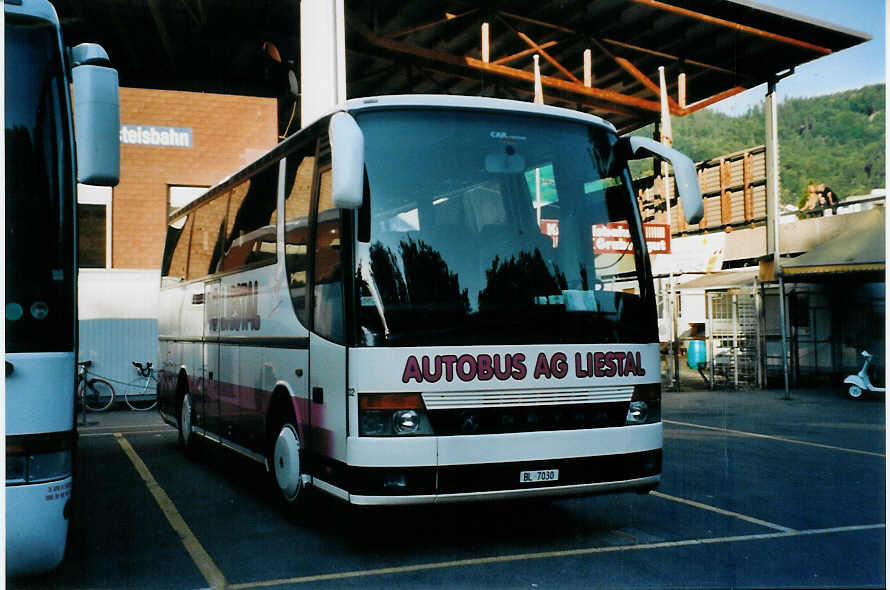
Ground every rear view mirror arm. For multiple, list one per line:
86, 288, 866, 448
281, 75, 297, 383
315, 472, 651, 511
617, 136, 703, 224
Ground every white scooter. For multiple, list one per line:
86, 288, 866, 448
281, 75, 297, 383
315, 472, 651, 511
843, 350, 884, 400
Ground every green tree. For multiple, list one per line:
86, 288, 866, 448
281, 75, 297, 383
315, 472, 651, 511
639, 84, 887, 205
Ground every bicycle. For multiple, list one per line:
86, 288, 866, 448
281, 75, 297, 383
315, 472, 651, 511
76, 360, 116, 412
125, 361, 158, 411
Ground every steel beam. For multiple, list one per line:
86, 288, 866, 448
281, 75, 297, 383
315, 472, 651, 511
628, 0, 832, 55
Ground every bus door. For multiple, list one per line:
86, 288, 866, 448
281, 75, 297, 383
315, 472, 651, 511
203, 279, 223, 438
308, 333, 347, 465
309, 167, 348, 465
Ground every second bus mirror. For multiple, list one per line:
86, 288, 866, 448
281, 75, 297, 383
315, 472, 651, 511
329, 112, 365, 210
617, 136, 703, 224
72, 43, 120, 186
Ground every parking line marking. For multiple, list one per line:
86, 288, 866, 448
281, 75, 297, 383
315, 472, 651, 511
82, 428, 175, 437
228, 523, 884, 589
114, 433, 228, 590
649, 490, 795, 532
80, 423, 175, 433
664, 420, 885, 458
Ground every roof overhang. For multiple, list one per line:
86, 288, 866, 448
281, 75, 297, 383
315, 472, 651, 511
780, 207, 885, 281
51, 0, 871, 133
782, 263, 885, 276
677, 268, 759, 290
345, 0, 871, 132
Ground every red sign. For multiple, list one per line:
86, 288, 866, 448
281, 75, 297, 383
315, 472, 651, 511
540, 219, 559, 247
592, 222, 671, 255
642, 223, 671, 254
540, 220, 671, 254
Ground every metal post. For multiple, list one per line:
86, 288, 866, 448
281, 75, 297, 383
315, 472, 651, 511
732, 294, 739, 389
300, 0, 347, 125
754, 279, 764, 389
81, 388, 87, 427
777, 277, 790, 397
658, 66, 679, 391
707, 293, 714, 389
481, 22, 490, 63
766, 77, 791, 399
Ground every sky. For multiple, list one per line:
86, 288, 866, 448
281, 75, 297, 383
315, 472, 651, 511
708, 0, 886, 116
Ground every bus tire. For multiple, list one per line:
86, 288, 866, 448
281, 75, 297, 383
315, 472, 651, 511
178, 391, 198, 458
270, 421, 307, 517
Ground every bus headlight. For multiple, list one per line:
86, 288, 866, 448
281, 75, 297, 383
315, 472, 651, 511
6, 456, 28, 484
626, 383, 661, 425
359, 411, 388, 436
29, 450, 73, 483
6, 431, 75, 485
393, 410, 420, 434
626, 401, 649, 424
359, 394, 434, 436
6, 450, 72, 484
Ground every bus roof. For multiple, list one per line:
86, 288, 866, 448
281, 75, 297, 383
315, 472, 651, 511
5, 0, 60, 24
342, 95, 616, 134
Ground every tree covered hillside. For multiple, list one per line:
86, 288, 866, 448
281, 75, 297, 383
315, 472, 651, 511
637, 84, 885, 205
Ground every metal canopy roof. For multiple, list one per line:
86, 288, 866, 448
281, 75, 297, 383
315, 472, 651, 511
51, 0, 870, 133
781, 208, 885, 279
676, 268, 759, 290
346, 0, 870, 132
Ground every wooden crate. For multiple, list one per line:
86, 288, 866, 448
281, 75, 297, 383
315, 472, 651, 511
634, 145, 767, 234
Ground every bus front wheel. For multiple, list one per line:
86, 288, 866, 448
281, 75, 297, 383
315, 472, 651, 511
271, 422, 306, 515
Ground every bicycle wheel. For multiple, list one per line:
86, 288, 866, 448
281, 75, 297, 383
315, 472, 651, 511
125, 376, 158, 411
83, 378, 115, 412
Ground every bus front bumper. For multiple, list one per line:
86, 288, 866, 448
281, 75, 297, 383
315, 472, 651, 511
6, 476, 71, 577
325, 423, 662, 504
347, 468, 661, 506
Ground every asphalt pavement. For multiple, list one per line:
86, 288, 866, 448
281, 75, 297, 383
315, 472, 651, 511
10, 385, 885, 589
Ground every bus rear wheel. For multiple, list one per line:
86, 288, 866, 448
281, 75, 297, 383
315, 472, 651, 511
270, 422, 307, 516
178, 392, 198, 458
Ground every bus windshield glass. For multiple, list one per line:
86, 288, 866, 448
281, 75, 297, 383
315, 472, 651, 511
5, 15, 74, 353
355, 109, 655, 347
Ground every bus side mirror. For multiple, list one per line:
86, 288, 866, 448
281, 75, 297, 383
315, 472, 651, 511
329, 112, 364, 210
618, 136, 703, 224
71, 44, 120, 186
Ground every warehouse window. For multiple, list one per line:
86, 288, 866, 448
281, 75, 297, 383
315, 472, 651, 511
77, 185, 112, 268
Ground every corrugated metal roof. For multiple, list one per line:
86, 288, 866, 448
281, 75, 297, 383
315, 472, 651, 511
781, 207, 885, 277
677, 268, 759, 289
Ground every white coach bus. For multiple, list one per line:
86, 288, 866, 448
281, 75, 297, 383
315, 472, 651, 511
157, 95, 702, 511
6, 0, 119, 576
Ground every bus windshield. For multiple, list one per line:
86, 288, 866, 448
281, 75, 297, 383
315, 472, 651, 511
5, 15, 74, 353
355, 109, 656, 347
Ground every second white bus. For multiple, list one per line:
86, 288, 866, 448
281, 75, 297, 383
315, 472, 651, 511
6, 0, 119, 576
157, 95, 702, 511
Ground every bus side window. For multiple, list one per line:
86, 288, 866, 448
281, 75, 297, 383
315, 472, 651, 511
162, 215, 192, 284
187, 193, 229, 280
219, 164, 278, 273
313, 167, 344, 343
283, 142, 316, 325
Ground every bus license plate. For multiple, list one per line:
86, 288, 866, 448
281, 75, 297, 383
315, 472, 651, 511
520, 469, 559, 483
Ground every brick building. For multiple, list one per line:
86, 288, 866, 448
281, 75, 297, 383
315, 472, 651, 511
79, 88, 277, 269
78, 88, 277, 387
